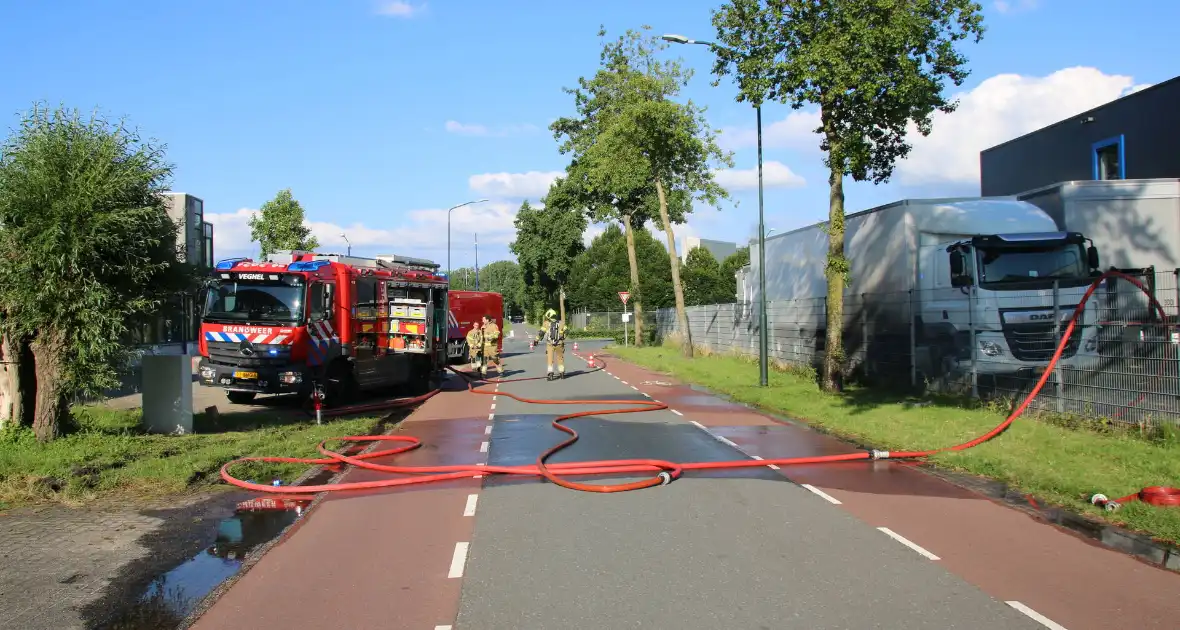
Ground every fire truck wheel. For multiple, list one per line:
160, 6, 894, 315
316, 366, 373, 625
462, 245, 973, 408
322, 360, 357, 408
226, 391, 257, 405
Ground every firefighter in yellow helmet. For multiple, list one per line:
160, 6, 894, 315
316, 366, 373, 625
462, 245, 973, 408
538, 308, 567, 380
480, 314, 502, 377
465, 320, 484, 373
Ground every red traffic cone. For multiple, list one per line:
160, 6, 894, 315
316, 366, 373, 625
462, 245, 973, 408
587, 354, 595, 368
574, 341, 579, 352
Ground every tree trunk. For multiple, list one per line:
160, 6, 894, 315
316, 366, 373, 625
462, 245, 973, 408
30, 331, 68, 442
654, 179, 692, 358
822, 165, 847, 392
0, 330, 23, 430
621, 213, 644, 347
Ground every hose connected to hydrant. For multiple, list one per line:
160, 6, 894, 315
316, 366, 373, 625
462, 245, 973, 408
219, 270, 1180, 505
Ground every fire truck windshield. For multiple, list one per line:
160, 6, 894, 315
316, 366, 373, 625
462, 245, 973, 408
203, 280, 305, 323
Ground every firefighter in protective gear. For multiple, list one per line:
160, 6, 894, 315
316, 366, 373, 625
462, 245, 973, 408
538, 309, 567, 380
465, 321, 484, 372
480, 315, 502, 377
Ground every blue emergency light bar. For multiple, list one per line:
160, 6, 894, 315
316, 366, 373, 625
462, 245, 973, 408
288, 260, 331, 272
215, 257, 249, 270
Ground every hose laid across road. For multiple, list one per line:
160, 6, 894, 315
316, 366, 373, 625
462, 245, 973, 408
219, 270, 1180, 504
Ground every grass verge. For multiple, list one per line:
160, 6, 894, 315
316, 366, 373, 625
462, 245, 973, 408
0, 405, 383, 511
608, 344, 1180, 546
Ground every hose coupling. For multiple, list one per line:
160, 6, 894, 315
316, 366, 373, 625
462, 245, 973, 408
1090, 493, 1121, 512
870, 450, 891, 460
657, 471, 673, 486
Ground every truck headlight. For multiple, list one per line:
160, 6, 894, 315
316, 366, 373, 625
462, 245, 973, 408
979, 340, 1005, 357
278, 371, 303, 384
1084, 334, 1098, 353
200, 366, 216, 380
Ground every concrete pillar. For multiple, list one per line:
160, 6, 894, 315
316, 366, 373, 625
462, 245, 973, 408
141, 353, 193, 434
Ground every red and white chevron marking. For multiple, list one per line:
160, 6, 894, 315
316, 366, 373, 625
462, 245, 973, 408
309, 320, 339, 343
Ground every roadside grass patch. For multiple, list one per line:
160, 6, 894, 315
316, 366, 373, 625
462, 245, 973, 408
0, 405, 382, 510
608, 343, 1180, 546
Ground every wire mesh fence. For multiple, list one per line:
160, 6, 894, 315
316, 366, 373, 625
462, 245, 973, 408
607, 268, 1180, 428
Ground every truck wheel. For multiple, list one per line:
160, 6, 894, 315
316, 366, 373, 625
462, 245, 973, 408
322, 361, 357, 408
227, 391, 257, 405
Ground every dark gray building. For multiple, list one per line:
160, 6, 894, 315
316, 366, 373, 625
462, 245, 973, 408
979, 75, 1180, 196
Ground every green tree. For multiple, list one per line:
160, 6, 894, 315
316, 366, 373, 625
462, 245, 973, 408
249, 188, 319, 258
449, 266, 477, 291
567, 223, 673, 313
710, 0, 985, 390
720, 246, 749, 302
478, 260, 525, 316
0, 104, 194, 441
509, 196, 586, 322
553, 26, 732, 358
682, 246, 728, 306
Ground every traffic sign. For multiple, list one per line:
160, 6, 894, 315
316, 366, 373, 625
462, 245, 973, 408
619, 291, 630, 305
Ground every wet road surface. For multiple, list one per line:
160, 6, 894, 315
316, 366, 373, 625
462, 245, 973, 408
453, 340, 1039, 630
185, 336, 1180, 629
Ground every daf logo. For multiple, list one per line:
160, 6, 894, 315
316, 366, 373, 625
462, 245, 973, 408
239, 340, 256, 356
1029, 313, 1055, 321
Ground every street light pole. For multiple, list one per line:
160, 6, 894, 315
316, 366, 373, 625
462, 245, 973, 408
474, 232, 479, 290
662, 33, 770, 386
446, 198, 489, 276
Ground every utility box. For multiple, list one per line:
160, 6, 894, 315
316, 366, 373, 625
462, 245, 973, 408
141, 353, 194, 434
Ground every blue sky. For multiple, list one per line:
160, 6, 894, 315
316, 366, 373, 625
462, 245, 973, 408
1, 0, 1175, 268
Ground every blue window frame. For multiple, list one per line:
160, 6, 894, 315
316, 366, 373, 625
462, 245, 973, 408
1092, 135, 1125, 180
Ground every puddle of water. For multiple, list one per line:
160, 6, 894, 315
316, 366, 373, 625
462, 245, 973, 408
105, 499, 309, 629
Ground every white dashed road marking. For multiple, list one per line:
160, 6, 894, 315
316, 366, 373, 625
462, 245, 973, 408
447, 542, 470, 578
877, 527, 940, 560
463, 494, 478, 517
800, 484, 842, 505
479, 441, 489, 453
670, 409, 683, 416
1005, 602, 1068, 629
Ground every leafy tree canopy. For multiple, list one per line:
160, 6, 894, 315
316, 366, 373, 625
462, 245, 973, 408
567, 223, 673, 312
0, 103, 194, 438
720, 246, 750, 300
249, 188, 319, 257
681, 246, 732, 306
709, 0, 985, 183
509, 196, 586, 314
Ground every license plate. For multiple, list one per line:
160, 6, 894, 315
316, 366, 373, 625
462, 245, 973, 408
233, 371, 258, 380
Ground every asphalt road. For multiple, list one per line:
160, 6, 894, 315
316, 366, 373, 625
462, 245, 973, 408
453, 338, 1040, 630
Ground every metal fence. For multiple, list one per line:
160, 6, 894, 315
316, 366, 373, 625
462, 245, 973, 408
589, 269, 1180, 427
569, 310, 659, 332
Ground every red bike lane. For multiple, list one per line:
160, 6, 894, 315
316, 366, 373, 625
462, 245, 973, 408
590, 352, 1180, 630
190, 378, 500, 630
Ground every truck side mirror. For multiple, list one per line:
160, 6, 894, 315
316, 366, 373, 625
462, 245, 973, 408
948, 250, 972, 287
323, 285, 334, 314
1087, 245, 1100, 270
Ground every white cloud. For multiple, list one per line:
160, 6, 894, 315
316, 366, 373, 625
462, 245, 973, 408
203, 201, 518, 263
718, 109, 822, 151
897, 67, 1143, 186
444, 120, 539, 137
718, 67, 1146, 188
445, 120, 490, 135
994, 0, 1038, 14
714, 161, 806, 190
375, 1, 422, 17
469, 170, 562, 199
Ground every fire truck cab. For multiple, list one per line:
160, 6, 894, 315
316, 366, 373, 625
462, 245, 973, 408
197, 250, 450, 406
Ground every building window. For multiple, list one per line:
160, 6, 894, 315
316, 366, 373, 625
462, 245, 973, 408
1092, 135, 1125, 180
201, 221, 214, 269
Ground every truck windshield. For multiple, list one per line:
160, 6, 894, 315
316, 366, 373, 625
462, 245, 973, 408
977, 244, 1087, 284
203, 281, 305, 323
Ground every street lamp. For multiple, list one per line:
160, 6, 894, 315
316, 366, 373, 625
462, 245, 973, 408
662, 33, 770, 387
447, 199, 489, 275
339, 232, 351, 256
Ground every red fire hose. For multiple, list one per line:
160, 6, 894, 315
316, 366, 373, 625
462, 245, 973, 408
219, 270, 1180, 506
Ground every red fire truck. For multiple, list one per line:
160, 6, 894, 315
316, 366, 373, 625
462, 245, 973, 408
198, 251, 451, 406
446, 290, 504, 364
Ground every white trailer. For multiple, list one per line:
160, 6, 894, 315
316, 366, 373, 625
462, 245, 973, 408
748, 197, 1105, 380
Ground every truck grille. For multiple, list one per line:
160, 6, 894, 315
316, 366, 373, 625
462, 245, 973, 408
1001, 322, 1081, 362
205, 341, 293, 368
